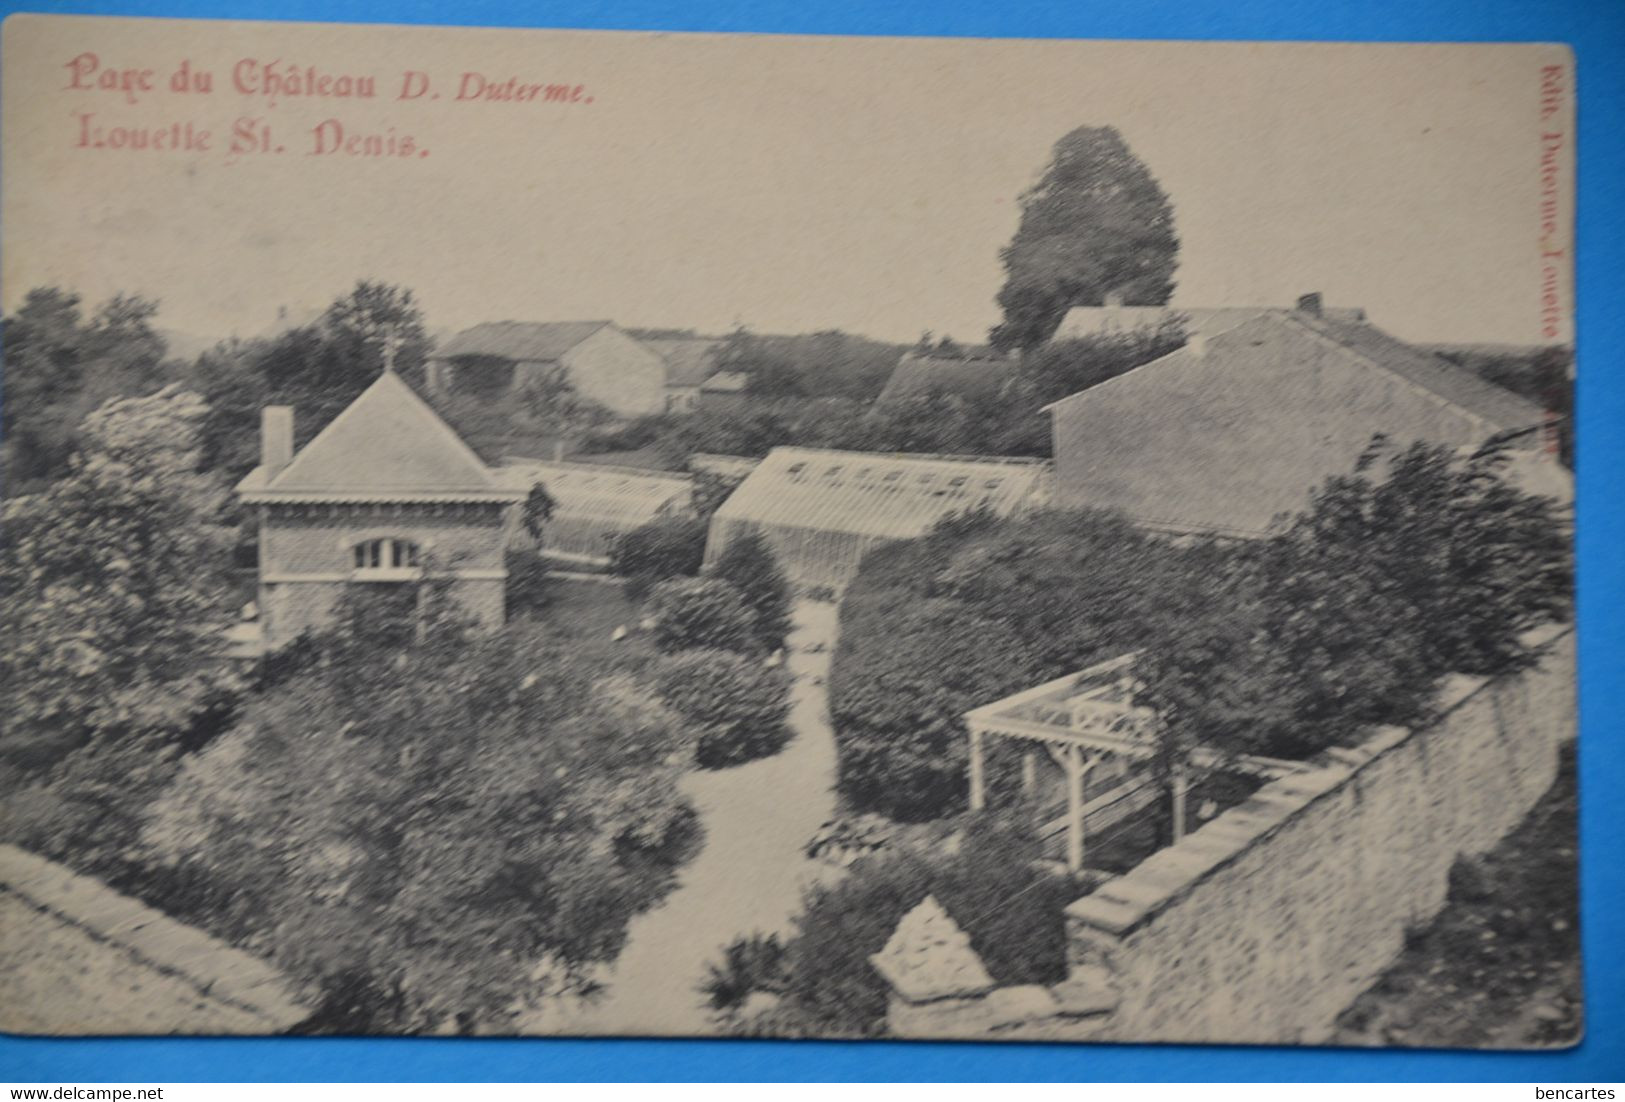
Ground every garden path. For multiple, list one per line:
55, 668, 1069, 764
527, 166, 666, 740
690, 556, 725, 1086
550, 599, 842, 1037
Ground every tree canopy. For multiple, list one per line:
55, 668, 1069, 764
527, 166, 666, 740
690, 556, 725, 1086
139, 582, 698, 1032
991, 126, 1180, 351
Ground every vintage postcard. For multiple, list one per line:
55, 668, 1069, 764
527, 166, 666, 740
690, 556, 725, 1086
0, 14, 1577, 1046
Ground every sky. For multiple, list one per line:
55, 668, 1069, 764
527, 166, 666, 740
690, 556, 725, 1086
2, 16, 1575, 348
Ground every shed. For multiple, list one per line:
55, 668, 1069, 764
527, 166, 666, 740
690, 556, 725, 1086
503, 457, 696, 568
703, 447, 1050, 589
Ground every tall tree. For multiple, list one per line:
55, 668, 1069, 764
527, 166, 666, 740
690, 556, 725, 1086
990, 126, 1179, 352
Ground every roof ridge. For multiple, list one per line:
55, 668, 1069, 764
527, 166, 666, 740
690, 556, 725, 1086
264, 371, 497, 493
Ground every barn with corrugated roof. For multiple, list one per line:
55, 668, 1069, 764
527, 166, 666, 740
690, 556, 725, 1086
703, 447, 1051, 589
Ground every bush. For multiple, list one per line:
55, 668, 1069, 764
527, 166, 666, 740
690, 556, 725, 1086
646, 577, 761, 656
1134, 438, 1573, 762
710, 531, 794, 651
654, 648, 792, 767
608, 515, 709, 600
699, 933, 789, 1013
774, 816, 1071, 1037
829, 508, 1205, 820
504, 547, 553, 618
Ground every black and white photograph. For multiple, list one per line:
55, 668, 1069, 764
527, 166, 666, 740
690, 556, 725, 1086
0, 14, 1578, 1048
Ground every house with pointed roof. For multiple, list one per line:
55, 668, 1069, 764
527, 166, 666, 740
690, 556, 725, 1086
1045, 295, 1556, 538
236, 371, 529, 649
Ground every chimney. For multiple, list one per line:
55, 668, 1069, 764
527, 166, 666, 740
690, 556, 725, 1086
1188, 333, 1209, 357
1104, 289, 1126, 308
1296, 292, 1324, 317
262, 406, 294, 478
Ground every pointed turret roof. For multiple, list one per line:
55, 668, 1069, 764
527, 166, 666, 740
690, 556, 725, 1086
237, 372, 528, 504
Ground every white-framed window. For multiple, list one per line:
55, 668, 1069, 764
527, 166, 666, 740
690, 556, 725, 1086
351, 537, 422, 580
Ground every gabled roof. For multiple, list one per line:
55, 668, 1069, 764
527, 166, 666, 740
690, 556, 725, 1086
237, 372, 527, 504
875, 355, 1014, 407
643, 337, 724, 388
1295, 313, 1547, 429
433, 320, 612, 363
1044, 312, 1550, 538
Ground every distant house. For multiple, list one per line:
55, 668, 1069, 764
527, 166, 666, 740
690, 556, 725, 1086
874, 352, 1015, 410
1050, 292, 1368, 344
1045, 295, 1555, 538
236, 371, 529, 650
644, 336, 725, 413
426, 321, 669, 418
704, 447, 1051, 589
696, 370, 751, 414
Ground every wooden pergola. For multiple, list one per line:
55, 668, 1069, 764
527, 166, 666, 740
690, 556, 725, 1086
964, 653, 1305, 874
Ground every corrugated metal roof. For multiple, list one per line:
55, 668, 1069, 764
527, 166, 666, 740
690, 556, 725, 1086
434, 321, 612, 362
711, 447, 1049, 542
643, 337, 724, 387
238, 372, 524, 503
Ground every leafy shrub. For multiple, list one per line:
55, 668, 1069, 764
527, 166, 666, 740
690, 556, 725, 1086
138, 611, 699, 1033
773, 815, 1071, 1037
1134, 439, 1573, 762
646, 577, 760, 656
608, 515, 709, 600
830, 508, 1205, 820
699, 932, 788, 1012
654, 648, 792, 767
504, 547, 553, 618
710, 530, 794, 651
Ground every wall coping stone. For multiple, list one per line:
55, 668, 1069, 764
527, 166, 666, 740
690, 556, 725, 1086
1064, 625, 1574, 941
0, 845, 312, 1031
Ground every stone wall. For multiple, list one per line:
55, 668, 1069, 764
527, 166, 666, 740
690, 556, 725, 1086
1063, 625, 1576, 1045
877, 625, 1576, 1044
0, 845, 312, 1035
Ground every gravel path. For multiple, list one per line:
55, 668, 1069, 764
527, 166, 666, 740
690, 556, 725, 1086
550, 600, 841, 1037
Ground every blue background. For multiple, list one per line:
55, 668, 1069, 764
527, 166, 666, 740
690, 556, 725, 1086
3, 0, 1622, 1083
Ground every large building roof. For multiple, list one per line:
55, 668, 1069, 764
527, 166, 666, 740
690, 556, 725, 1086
1045, 312, 1550, 537
1052, 304, 1368, 343
433, 320, 612, 363
1294, 312, 1547, 429
711, 447, 1050, 541
643, 336, 724, 388
237, 371, 528, 504
875, 355, 1015, 408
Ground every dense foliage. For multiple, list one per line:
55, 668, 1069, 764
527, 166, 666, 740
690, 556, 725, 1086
709, 531, 794, 652
829, 509, 1211, 819
646, 577, 761, 656
191, 281, 429, 478
991, 126, 1180, 351
654, 648, 793, 768
607, 515, 709, 599
2, 289, 174, 487
715, 816, 1072, 1037
137, 581, 699, 1033
1134, 438, 1573, 761
0, 387, 239, 767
